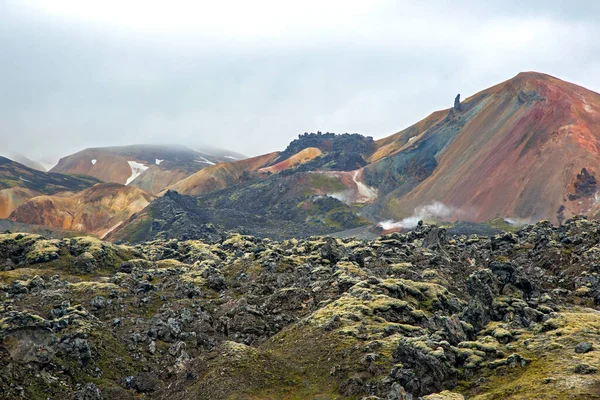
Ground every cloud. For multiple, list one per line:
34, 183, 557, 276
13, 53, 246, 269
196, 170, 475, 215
1, 1, 600, 163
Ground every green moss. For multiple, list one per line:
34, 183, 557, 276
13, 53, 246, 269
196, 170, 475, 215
111, 214, 152, 243
485, 218, 520, 233
462, 311, 600, 399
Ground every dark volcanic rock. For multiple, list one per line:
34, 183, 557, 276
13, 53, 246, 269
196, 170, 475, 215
2, 217, 600, 399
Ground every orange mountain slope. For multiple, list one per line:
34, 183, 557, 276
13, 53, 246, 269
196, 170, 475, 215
258, 147, 322, 174
8, 183, 154, 238
166, 152, 279, 196
0, 187, 41, 219
379, 72, 600, 223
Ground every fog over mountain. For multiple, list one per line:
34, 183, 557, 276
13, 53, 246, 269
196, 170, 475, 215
1, 1, 600, 163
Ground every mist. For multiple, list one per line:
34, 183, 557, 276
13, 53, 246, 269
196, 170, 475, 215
379, 202, 455, 230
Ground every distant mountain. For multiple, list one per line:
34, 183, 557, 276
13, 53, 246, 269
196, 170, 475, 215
165, 152, 279, 196
0, 156, 99, 218
9, 183, 154, 238
50, 144, 245, 195
166, 133, 377, 200
0, 152, 46, 171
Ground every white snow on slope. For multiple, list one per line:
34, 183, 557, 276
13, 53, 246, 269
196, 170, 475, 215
125, 161, 148, 185
155, 159, 164, 165
224, 156, 238, 160
194, 156, 216, 165
91, 159, 97, 165
408, 136, 417, 143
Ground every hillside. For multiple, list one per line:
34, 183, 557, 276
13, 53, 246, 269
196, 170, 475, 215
2, 217, 600, 398
109, 179, 369, 243
366, 72, 600, 224
0, 156, 100, 218
166, 152, 280, 196
50, 144, 245, 195
8, 183, 154, 238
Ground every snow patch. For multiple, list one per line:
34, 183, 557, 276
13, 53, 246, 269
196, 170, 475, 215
91, 159, 97, 165
194, 156, 216, 165
155, 159, 164, 165
125, 161, 148, 185
408, 136, 417, 143
224, 156, 238, 160
19, 176, 32, 183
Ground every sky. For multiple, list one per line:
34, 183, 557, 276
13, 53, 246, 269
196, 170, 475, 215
1, 1, 600, 167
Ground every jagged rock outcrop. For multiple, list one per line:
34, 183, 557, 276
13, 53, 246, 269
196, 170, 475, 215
453, 94, 462, 111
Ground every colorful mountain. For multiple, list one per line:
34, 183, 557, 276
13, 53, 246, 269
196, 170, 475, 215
12, 72, 600, 239
8, 183, 154, 238
154, 72, 600, 235
50, 144, 245, 195
366, 72, 600, 225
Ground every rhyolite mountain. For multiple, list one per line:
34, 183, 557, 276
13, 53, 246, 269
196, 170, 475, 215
0, 156, 99, 218
110, 133, 378, 242
109, 72, 600, 243
50, 144, 245, 195
366, 71, 600, 224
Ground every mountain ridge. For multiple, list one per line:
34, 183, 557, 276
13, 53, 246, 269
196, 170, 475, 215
50, 144, 246, 195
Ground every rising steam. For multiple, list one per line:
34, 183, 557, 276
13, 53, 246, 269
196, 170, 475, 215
379, 201, 454, 230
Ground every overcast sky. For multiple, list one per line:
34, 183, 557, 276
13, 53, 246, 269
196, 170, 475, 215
1, 1, 600, 166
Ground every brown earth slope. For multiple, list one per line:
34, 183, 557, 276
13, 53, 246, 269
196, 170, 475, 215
0, 187, 41, 219
8, 183, 154, 238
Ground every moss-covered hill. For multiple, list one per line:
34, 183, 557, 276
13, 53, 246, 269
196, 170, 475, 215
2, 217, 600, 399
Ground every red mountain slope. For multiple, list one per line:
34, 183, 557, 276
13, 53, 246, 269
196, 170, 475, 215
382, 72, 600, 223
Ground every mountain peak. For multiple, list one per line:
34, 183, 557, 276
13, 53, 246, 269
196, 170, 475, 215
513, 71, 555, 80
